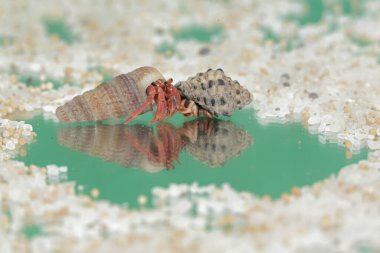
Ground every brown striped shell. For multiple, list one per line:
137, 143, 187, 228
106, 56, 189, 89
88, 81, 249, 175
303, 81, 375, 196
181, 118, 252, 167
58, 124, 167, 173
175, 69, 253, 117
56, 66, 164, 123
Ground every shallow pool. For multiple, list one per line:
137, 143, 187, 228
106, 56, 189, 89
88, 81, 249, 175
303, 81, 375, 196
19, 109, 367, 208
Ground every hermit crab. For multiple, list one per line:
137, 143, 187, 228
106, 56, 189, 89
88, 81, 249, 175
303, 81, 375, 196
56, 66, 252, 123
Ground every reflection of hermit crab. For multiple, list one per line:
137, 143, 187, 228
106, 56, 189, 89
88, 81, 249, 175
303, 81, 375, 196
56, 66, 253, 123
58, 118, 252, 171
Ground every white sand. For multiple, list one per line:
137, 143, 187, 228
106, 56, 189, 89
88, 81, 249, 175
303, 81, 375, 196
1, 0, 380, 252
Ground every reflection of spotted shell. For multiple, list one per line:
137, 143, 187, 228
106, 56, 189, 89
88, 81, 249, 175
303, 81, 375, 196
183, 119, 253, 167
175, 69, 252, 117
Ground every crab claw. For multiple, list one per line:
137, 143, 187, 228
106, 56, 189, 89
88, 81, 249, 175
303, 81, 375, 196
124, 86, 156, 124
150, 86, 167, 123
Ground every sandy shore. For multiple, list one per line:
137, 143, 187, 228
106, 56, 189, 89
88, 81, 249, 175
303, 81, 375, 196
1, 0, 380, 252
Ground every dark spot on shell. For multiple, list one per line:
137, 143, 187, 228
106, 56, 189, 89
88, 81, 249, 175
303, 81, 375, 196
237, 100, 241, 104
222, 129, 229, 135
208, 80, 213, 88
211, 98, 216, 106
218, 79, 225, 86
196, 97, 201, 102
220, 97, 226, 105
212, 144, 216, 151
236, 89, 240, 94
217, 68, 224, 73
275, 107, 280, 111
193, 85, 197, 90
201, 82, 207, 90
203, 97, 208, 105
207, 68, 212, 72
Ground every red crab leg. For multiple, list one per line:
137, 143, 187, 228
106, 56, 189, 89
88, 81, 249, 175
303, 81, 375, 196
151, 131, 168, 166
124, 128, 163, 166
165, 79, 182, 118
124, 85, 157, 124
166, 96, 176, 118
201, 118, 214, 136
157, 123, 182, 169
174, 89, 182, 110
150, 86, 167, 123
124, 128, 153, 157
168, 89, 182, 117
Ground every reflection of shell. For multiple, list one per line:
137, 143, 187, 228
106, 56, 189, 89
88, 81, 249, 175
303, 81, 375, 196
182, 118, 252, 167
58, 119, 252, 170
58, 125, 147, 168
175, 69, 252, 117
56, 66, 164, 123
58, 124, 165, 173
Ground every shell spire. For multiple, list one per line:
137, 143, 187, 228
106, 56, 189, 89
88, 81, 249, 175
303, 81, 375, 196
56, 66, 164, 123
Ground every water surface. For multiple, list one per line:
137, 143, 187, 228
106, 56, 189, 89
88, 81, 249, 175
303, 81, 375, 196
19, 109, 367, 207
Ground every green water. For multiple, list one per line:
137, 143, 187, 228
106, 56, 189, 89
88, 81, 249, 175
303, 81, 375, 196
43, 18, 80, 44
156, 24, 224, 57
18, 109, 367, 208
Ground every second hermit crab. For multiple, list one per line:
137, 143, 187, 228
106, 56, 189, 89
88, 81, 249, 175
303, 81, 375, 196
56, 66, 253, 123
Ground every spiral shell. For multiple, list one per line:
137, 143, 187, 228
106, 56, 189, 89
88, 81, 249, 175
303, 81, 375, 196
56, 66, 164, 123
182, 118, 252, 167
58, 124, 167, 173
175, 69, 252, 117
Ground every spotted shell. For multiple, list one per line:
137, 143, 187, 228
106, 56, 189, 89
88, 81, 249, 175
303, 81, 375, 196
175, 69, 252, 117
56, 66, 164, 123
182, 118, 252, 167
